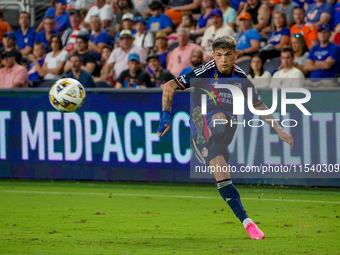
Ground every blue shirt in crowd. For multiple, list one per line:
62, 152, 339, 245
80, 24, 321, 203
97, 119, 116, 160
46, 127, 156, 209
28, 58, 45, 81
267, 27, 290, 46
34, 30, 61, 52
236, 28, 261, 50
229, 0, 246, 11
306, 2, 333, 24
147, 14, 173, 31
15, 27, 36, 50
44, 8, 71, 33
90, 30, 112, 59
308, 43, 340, 78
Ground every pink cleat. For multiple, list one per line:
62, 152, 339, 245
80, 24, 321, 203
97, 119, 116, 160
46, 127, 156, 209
245, 222, 265, 239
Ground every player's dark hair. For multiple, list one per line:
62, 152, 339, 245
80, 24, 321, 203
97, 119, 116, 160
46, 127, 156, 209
149, 1, 163, 11
248, 53, 264, 78
20, 11, 31, 20
281, 47, 294, 57
212, 35, 236, 52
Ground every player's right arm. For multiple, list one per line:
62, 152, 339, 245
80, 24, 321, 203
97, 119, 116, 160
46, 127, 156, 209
157, 80, 180, 137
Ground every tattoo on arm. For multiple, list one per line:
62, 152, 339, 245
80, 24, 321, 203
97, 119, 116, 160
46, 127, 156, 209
162, 80, 179, 112
257, 103, 282, 130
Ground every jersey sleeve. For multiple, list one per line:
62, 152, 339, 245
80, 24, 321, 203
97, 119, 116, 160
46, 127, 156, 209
244, 77, 263, 107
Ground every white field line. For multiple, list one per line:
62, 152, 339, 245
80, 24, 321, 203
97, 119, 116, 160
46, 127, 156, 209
1, 189, 340, 204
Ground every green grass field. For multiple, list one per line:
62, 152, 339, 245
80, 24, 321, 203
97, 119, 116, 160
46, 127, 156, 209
0, 180, 340, 255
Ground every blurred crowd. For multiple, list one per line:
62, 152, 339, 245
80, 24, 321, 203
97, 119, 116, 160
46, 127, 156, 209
1, 0, 340, 89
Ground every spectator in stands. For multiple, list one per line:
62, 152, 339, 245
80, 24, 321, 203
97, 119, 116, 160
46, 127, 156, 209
304, 25, 340, 87
89, 16, 113, 59
194, 0, 214, 36
27, 43, 46, 85
34, 17, 61, 53
116, 53, 152, 88
66, 53, 95, 87
153, 31, 169, 69
176, 12, 197, 33
64, 34, 97, 75
179, 49, 204, 76
147, 52, 174, 87
248, 53, 272, 88
114, 13, 136, 48
147, 1, 173, 35
1, 32, 23, 64
273, 0, 298, 27
306, 0, 333, 27
230, 0, 246, 14
0, 8, 11, 48
115, 0, 141, 32
330, 23, 340, 44
291, 8, 319, 49
106, 30, 147, 82
133, 16, 154, 55
331, 0, 340, 30
15, 12, 36, 56
201, 9, 235, 58
216, 0, 237, 31
168, 28, 208, 76
42, 35, 69, 83
84, 0, 115, 30
245, 0, 271, 35
36, 0, 71, 34
62, 9, 88, 53
236, 12, 261, 63
270, 47, 304, 87
260, 12, 290, 61
74, 0, 93, 10
0, 51, 28, 88
132, 0, 153, 15
290, 33, 309, 74
94, 45, 113, 86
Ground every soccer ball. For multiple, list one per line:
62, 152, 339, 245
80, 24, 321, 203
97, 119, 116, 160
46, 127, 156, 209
49, 78, 86, 113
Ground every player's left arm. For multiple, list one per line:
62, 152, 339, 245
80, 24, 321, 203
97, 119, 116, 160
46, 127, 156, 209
255, 103, 294, 149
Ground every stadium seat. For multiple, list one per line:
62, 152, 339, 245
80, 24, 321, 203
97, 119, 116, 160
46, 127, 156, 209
236, 59, 250, 74
263, 57, 281, 72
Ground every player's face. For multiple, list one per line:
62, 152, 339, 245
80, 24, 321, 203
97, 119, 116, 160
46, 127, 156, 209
281, 51, 293, 68
250, 56, 262, 72
293, 9, 304, 24
212, 48, 238, 74
291, 37, 299, 53
19, 13, 30, 27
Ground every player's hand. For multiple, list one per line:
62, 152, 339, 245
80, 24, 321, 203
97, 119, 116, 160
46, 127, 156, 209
278, 129, 294, 149
157, 111, 171, 137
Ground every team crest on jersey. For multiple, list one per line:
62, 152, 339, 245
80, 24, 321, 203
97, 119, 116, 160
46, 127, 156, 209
201, 147, 208, 157
178, 75, 187, 84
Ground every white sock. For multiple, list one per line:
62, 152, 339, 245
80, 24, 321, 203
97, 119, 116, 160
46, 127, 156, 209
243, 218, 253, 228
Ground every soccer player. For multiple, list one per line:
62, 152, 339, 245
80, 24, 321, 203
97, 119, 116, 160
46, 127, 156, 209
157, 35, 294, 239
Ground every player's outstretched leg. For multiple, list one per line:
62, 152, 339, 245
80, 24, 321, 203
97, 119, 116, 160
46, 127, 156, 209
217, 178, 265, 239
192, 107, 226, 145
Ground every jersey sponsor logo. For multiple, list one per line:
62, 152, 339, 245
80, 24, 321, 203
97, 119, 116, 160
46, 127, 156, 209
178, 75, 187, 84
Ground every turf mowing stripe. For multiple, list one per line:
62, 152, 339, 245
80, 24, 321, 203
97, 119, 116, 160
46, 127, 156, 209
2, 190, 340, 204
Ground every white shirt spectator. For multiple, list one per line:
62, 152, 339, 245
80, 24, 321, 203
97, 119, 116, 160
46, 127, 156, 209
108, 45, 147, 79
201, 24, 235, 57
133, 32, 154, 50
84, 4, 115, 24
44, 50, 69, 80
270, 67, 304, 88
248, 71, 272, 88
294, 52, 309, 66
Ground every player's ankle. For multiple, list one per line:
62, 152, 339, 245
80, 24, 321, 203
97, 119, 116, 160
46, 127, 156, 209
243, 218, 253, 228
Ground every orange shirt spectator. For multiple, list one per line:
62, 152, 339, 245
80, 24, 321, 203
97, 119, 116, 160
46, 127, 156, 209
0, 52, 28, 88
0, 8, 11, 45
291, 24, 318, 48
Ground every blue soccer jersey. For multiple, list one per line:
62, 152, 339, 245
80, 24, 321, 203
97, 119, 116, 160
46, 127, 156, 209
15, 27, 36, 50
173, 60, 263, 135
